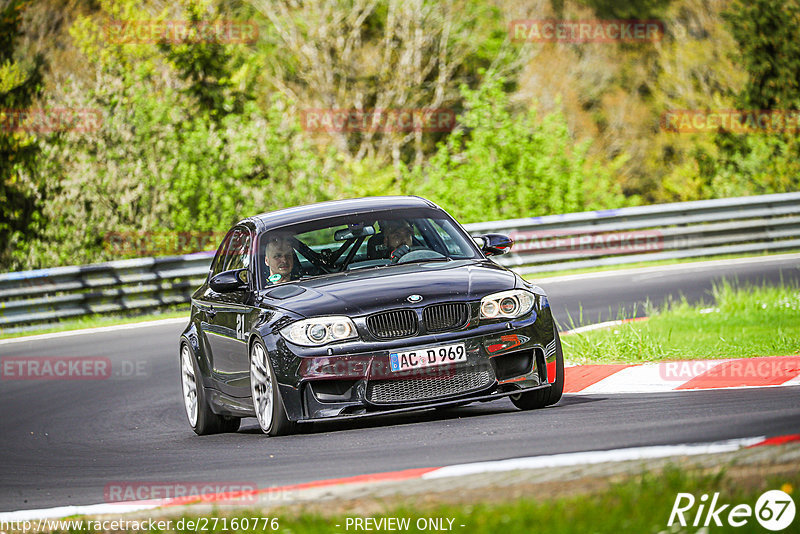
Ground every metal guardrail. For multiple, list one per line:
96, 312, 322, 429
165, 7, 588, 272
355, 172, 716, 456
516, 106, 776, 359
1, 192, 799, 332
466, 191, 800, 274
0, 253, 213, 332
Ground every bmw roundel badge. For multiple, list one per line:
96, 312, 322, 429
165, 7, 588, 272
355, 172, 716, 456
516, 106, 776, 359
407, 294, 423, 303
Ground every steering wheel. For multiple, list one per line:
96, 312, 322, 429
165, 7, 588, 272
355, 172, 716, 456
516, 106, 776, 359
395, 248, 446, 264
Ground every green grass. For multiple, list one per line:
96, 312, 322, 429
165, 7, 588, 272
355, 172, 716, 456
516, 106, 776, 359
522, 250, 800, 279
0, 307, 190, 340
85, 466, 797, 534
564, 280, 800, 364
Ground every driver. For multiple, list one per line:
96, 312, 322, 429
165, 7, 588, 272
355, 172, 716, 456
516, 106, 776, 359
381, 220, 413, 257
264, 233, 295, 284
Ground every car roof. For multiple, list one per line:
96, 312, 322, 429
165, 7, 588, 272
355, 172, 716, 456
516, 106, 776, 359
246, 196, 441, 231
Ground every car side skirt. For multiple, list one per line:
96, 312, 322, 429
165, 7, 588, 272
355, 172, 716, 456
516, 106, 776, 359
207, 387, 255, 418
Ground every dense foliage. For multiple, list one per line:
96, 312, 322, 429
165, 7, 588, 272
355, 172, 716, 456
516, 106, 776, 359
0, 0, 45, 268
404, 75, 628, 223
694, 0, 800, 199
1, 0, 799, 270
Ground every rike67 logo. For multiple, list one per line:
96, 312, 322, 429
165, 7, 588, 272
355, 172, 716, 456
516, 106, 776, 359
668, 489, 795, 531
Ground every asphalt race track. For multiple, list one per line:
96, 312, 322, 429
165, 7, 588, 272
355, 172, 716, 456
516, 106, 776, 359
1, 255, 799, 512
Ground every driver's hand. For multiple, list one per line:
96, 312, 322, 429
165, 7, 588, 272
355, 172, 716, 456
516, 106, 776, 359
390, 244, 411, 263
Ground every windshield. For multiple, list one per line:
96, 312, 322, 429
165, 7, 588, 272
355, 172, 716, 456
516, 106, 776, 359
256, 208, 480, 286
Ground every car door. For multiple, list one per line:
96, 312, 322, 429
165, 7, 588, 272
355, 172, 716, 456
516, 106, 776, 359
197, 226, 255, 398
194, 229, 233, 384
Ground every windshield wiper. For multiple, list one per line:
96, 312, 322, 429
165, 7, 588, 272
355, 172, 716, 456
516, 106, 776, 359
398, 256, 452, 265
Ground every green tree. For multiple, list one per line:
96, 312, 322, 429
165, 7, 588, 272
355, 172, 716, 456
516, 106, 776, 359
725, 0, 800, 111
26, 0, 330, 267
159, 0, 257, 124
698, 0, 800, 198
0, 0, 46, 268
403, 75, 629, 223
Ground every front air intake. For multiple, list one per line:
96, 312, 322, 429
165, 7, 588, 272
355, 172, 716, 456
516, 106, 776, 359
423, 302, 469, 332
366, 309, 418, 340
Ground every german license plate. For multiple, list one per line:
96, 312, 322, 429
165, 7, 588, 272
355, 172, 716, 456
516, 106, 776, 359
389, 342, 466, 372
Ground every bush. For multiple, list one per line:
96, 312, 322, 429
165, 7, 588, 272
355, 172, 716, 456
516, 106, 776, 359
403, 75, 630, 223
13, 0, 334, 268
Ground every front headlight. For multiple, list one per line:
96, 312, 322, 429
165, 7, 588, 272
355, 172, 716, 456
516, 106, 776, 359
480, 289, 535, 319
280, 316, 358, 346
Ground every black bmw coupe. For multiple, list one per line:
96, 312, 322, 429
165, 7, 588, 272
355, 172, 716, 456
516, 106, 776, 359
179, 196, 563, 435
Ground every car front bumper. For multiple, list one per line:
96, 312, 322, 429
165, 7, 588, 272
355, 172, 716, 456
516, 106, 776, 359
295, 382, 552, 423
282, 318, 556, 421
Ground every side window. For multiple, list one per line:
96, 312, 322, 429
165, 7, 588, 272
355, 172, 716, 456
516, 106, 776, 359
222, 227, 252, 272
210, 231, 234, 277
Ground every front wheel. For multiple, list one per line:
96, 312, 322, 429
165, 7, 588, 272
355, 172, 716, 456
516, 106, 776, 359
510, 327, 564, 410
250, 339, 295, 436
181, 343, 241, 435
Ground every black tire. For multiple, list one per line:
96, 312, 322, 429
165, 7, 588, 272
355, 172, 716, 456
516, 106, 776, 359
510, 327, 564, 410
180, 342, 241, 435
250, 339, 296, 436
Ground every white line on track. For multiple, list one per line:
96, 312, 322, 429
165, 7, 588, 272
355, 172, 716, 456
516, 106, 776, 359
421, 436, 766, 480
783, 375, 800, 387
562, 317, 648, 335
0, 436, 773, 521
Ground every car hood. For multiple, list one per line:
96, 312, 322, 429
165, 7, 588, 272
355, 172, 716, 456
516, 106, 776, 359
259, 260, 518, 317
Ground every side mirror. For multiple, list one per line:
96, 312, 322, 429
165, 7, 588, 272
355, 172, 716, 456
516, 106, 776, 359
479, 234, 513, 256
210, 268, 248, 292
